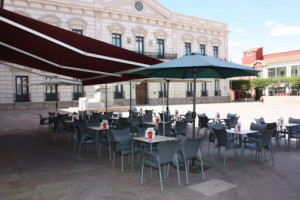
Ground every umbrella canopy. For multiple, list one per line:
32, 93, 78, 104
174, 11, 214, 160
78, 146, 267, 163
31, 78, 82, 110
131, 54, 259, 79
31, 79, 82, 86
0, 9, 160, 85
131, 54, 260, 138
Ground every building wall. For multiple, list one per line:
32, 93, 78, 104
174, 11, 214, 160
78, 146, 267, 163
0, 0, 230, 109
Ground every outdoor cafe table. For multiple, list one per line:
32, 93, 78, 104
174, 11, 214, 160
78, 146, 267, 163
88, 126, 109, 158
278, 123, 300, 151
226, 129, 259, 164
131, 135, 177, 172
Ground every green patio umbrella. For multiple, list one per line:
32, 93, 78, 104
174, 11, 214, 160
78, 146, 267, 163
131, 54, 260, 138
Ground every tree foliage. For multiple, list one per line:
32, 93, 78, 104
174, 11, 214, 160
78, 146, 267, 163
249, 76, 300, 91
230, 80, 250, 91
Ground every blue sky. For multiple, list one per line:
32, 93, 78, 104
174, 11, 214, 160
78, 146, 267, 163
158, 0, 300, 63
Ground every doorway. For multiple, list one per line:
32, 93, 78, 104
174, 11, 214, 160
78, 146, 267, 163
136, 82, 147, 105
15, 76, 29, 102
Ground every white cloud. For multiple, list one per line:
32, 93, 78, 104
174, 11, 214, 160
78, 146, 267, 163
265, 20, 275, 27
271, 24, 300, 36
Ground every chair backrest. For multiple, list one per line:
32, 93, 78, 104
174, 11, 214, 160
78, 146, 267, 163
250, 122, 267, 135
100, 114, 111, 121
212, 127, 228, 147
118, 117, 130, 129
79, 110, 87, 121
110, 128, 131, 144
159, 112, 172, 122
86, 121, 100, 128
207, 123, 222, 142
228, 116, 239, 129
144, 110, 153, 119
57, 114, 69, 123
227, 113, 237, 118
157, 140, 180, 164
185, 112, 193, 123
198, 115, 209, 128
73, 125, 82, 142
74, 120, 87, 133
288, 117, 300, 125
39, 114, 42, 120
158, 121, 173, 136
260, 128, 274, 148
254, 117, 265, 124
183, 137, 204, 159
137, 127, 147, 137
174, 121, 187, 136
266, 122, 277, 138
48, 112, 55, 117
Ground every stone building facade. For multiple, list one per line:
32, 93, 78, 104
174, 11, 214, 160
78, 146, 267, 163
0, 0, 230, 110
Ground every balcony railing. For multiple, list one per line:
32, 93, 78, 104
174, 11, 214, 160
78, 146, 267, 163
45, 93, 59, 101
73, 92, 85, 100
14, 93, 30, 102
201, 90, 208, 96
186, 91, 193, 97
158, 91, 168, 98
114, 91, 125, 99
214, 90, 221, 96
143, 52, 177, 60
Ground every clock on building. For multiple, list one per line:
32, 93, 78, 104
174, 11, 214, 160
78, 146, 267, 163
135, 2, 143, 11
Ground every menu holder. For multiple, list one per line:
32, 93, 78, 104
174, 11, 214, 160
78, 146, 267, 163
155, 116, 160, 125
235, 122, 241, 132
72, 114, 79, 122
145, 128, 155, 139
101, 120, 109, 130
278, 117, 284, 125
175, 109, 179, 117
216, 112, 220, 119
139, 107, 143, 114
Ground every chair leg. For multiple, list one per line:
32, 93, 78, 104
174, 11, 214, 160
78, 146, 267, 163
158, 165, 164, 191
199, 150, 205, 180
261, 151, 264, 169
167, 164, 170, 178
212, 145, 215, 163
112, 152, 115, 167
74, 142, 77, 155
176, 161, 181, 187
207, 142, 210, 156
185, 160, 189, 184
224, 148, 227, 167
270, 143, 275, 167
121, 154, 124, 174
141, 161, 144, 184
78, 143, 82, 159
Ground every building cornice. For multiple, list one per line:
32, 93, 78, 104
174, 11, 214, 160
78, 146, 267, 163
12, 0, 229, 35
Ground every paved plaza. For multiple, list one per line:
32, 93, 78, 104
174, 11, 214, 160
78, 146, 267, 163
0, 102, 300, 200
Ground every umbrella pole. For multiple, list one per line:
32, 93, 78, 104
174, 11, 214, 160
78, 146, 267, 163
192, 68, 196, 139
105, 84, 108, 113
166, 80, 170, 122
129, 82, 132, 117
56, 85, 58, 111
162, 81, 165, 136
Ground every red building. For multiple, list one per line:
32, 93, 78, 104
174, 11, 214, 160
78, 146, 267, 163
233, 47, 300, 101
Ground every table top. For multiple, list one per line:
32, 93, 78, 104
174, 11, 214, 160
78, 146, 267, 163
279, 123, 300, 127
64, 120, 73, 124
142, 121, 158, 126
209, 117, 229, 121
226, 129, 259, 135
132, 135, 177, 143
88, 126, 108, 131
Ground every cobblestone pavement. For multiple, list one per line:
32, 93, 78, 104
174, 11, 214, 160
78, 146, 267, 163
0, 102, 300, 200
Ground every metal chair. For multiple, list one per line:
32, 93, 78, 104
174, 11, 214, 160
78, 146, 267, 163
141, 140, 181, 191
173, 121, 187, 137
178, 137, 205, 184
244, 124, 275, 168
288, 117, 300, 149
158, 121, 173, 137
207, 123, 222, 159
212, 127, 239, 166
39, 114, 50, 131
197, 115, 209, 137
111, 128, 139, 173
73, 120, 97, 158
